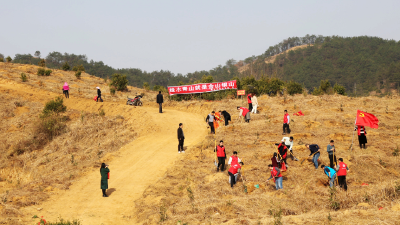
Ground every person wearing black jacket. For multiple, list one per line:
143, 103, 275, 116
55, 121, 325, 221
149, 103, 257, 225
177, 123, 185, 153
96, 87, 103, 102
156, 91, 163, 113
220, 110, 231, 126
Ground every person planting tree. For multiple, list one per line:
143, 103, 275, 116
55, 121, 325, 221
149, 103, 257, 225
336, 158, 349, 191
237, 106, 250, 123
327, 140, 337, 168
228, 161, 244, 188
306, 144, 320, 169
321, 165, 337, 188
228, 151, 241, 169
267, 164, 283, 190
206, 111, 215, 134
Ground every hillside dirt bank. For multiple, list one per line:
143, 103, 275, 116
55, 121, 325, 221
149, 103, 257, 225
0, 73, 207, 224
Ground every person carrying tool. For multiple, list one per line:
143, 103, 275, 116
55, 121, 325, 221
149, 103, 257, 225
177, 123, 185, 153
283, 110, 290, 134
214, 140, 226, 172
281, 136, 298, 161
267, 164, 283, 190
355, 125, 367, 149
336, 158, 349, 191
321, 165, 337, 188
237, 106, 250, 123
220, 110, 231, 126
327, 140, 337, 168
96, 87, 103, 102
206, 111, 215, 134
276, 142, 288, 167
247, 92, 253, 111
306, 144, 320, 169
228, 161, 244, 188
214, 111, 221, 130
228, 151, 241, 169
271, 152, 280, 168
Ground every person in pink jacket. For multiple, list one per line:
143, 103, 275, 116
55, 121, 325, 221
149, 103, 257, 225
62, 82, 69, 98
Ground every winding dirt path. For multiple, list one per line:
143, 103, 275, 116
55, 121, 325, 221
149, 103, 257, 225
23, 108, 206, 224
0, 78, 207, 224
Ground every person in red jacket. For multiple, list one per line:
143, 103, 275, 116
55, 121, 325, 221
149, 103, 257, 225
283, 110, 290, 134
355, 125, 367, 149
266, 164, 283, 190
214, 140, 226, 172
228, 161, 244, 188
237, 106, 250, 123
336, 158, 349, 191
277, 142, 288, 167
228, 151, 241, 169
247, 93, 253, 112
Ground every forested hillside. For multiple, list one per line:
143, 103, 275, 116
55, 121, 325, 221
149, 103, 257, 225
4, 35, 400, 95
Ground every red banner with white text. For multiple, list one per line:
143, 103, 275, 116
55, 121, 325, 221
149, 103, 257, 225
168, 80, 237, 95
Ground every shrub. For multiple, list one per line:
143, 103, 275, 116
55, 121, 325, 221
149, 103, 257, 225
312, 87, 323, 95
6, 56, 12, 62
143, 82, 150, 91
110, 73, 128, 91
153, 85, 167, 93
75, 71, 81, 79
0, 58, 3, 62
72, 64, 85, 72
44, 69, 52, 76
20, 73, 28, 82
333, 83, 346, 95
286, 81, 303, 95
38, 59, 46, 67
62, 62, 70, 71
41, 96, 67, 117
110, 87, 116, 95
320, 80, 331, 93
99, 109, 105, 117
37, 68, 45, 76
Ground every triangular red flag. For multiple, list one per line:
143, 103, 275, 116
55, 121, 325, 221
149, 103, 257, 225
356, 110, 379, 129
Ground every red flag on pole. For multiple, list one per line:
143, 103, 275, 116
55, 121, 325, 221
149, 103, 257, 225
355, 110, 379, 129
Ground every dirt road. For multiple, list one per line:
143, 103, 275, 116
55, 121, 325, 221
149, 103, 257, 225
0, 78, 207, 224
20, 107, 206, 224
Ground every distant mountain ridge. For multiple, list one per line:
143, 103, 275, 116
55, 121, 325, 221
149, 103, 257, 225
6, 35, 400, 95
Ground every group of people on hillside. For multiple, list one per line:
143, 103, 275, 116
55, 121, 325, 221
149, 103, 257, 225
205, 110, 231, 134
61, 82, 103, 102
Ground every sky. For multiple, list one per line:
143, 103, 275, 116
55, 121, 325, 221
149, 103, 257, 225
1, 0, 400, 74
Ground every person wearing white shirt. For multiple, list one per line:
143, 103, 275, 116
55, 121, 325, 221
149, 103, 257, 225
228, 151, 242, 168
251, 94, 258, 114
281, 136, 298, 161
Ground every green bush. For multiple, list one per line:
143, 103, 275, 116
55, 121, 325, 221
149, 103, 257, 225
110, 73, 128, 91
37, 68, 45, 76
75, 71, 81, 79
62, 62, 70, 71
319, 80, 331, 93
286, 81, 303, 95
44, 69, 52, 76
312, 87, 323, 95
72, 64, 85, 72
41, 96, 67, 117
153, 85, 167, 93
38, 59, 46, 67
20, 73, 28, 82
6, 56, 12, 62
0, 58, 3, 62
143, 82, 150, 91
110, 87, 116, 95
333, 83, 346, 95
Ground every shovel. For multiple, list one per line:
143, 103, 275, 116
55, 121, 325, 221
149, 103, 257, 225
301, 151, 319, 165
289, 151, 299, 161
214, 140, 218, 167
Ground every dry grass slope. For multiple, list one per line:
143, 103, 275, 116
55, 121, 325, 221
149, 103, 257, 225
135, 94, 400, 224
